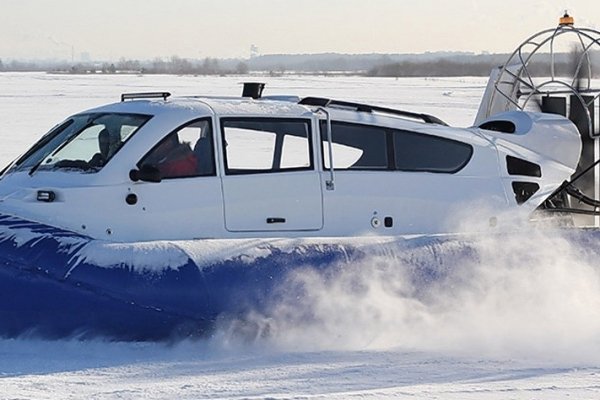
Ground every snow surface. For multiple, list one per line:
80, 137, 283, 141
1, 73, 600, 399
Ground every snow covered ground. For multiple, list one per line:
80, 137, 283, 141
1, 339, 599, 399
1, 73, 600, 399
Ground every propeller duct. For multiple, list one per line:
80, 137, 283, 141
477, 14, 600, 224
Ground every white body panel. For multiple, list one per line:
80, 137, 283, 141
0, 96, 582, 242
222, 171, 323, 232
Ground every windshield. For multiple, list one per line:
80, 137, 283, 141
10, 113, 151, 174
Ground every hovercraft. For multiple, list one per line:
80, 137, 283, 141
1, 15, 600, 340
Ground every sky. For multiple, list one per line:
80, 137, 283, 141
1, 0, 599, 61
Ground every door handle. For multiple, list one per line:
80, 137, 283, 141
266, 217, 286, 224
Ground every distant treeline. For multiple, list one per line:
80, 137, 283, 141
0, 51, 598, 77
0, 57, 248, 75
367, 59, 499, 77
367, 52, 600, 77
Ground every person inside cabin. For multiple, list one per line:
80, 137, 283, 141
90, 127, 122, 167
193, 134, 215, 176
146, 133, 198, 178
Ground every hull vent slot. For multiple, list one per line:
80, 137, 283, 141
512, 181, 540, 205
507, 156, 541, 177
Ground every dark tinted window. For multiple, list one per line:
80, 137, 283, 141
321, 121, 388, 170
393, 130, 472, 173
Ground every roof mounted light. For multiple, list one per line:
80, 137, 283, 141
121, 92, 171, 102
559, 11, 574, 26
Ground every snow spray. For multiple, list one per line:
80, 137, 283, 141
216, 223, 600, 363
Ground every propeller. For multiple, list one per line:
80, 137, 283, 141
523, 46, 595, 136
527, 45, 600, 211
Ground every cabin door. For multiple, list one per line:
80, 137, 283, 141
220, 118, 323, 232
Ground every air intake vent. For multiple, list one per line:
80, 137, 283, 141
479, 120, 516, 133
506, 155, 541, 177
512, 181, 540, 205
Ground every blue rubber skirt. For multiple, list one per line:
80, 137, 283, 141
6, 212, 580, 341
0, 213, 373, 340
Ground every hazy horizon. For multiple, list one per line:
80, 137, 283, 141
0, 50, 508, 64
1, 0, 599, 62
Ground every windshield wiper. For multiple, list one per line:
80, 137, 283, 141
29, 157, 46, 176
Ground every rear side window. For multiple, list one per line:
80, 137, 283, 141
222, 118, 312, 175
393, 130, 472, 173
319, 121, 472, 173
320, 121, 388, 170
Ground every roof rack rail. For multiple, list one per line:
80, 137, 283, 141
298, 97, 447, 126
121, 92, 171, 102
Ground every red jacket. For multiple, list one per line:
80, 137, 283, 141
159, 150, 198, 178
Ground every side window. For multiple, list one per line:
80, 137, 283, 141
321, 122, 388, 170
222, 118, 312, 175
393, 130, 472, 173
139, 119, 215, 179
